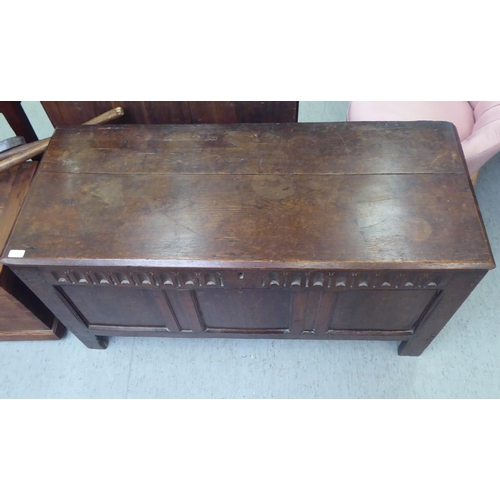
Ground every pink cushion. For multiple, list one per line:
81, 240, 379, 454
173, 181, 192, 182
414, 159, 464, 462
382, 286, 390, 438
461, 102, 500, 174
347, 101, 474, 141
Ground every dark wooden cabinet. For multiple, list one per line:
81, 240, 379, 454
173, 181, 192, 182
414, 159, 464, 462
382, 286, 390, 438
41, 101, 298, 127
1, 122, 494, 355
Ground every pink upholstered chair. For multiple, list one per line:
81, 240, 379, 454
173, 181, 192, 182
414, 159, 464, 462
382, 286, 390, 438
347, 102, 500, 185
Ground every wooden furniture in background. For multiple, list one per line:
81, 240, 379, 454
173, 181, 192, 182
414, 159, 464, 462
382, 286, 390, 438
0, 107, 124, 174
0, 102, 38, 144
1, 122, 494, 355
0, 161, 64, 341
41, 101, 298, 126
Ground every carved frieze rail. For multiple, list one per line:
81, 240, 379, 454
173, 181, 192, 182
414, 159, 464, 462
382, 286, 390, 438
46, 268, 451, 290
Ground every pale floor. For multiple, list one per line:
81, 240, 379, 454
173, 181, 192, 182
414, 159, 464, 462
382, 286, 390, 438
0, 101, 499, 398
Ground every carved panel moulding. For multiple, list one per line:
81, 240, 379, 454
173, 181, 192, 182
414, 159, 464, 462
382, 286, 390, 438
46, 269, 451, 290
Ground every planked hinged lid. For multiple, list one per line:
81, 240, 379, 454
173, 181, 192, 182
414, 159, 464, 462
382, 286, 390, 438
1, 122, 495, 270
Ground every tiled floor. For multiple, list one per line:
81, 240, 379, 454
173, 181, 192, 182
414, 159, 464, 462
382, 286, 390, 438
0, 102, 499, 398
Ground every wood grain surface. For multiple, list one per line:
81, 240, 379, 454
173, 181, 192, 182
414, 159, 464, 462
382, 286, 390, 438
2, 121, 494, 354
0, 162, 63, 340
2, 122, 494, 270
41, 101, 298, 127
0, 162, 38, 273
0, 107, 124, 174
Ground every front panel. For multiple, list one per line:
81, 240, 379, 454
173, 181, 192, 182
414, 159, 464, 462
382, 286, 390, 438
58, 286, 168, 329
39, 268, 448, 339
196, 289, 292, 330
330, 290, 437, 331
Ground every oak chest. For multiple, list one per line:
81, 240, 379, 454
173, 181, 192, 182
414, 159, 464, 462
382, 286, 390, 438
1, 122, 495, 355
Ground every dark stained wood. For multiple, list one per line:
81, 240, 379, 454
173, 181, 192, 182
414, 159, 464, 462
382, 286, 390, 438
304, 290, 323, 331
10, 170, 491, 269
42, 101, 191, 126
58, 286, 168, 328
0, 317, 64, 342
41, 102, 297, 127
3, 123, 493, 270
0, 266, 54, 329
196, 289, 291, 329
0, 102, 38, 143
150, 290, 181, 333
1, 122, 494, 354
9, 266, 105, 348
0, 286, 53, 336
290, 291, 308, 334
0, 163, 37, 266
398, 271, 487, 356
175, 291, 204, 333
330, 290, 437, 331
0, 162, 64, 341
188, 101, 298, 124
164, 289, 192, 332
42, 121, 464, 176
0, 107, 124, 174
314, 292, 337, 334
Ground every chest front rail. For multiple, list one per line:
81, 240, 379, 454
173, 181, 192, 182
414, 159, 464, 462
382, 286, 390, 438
7, 265, 486, 355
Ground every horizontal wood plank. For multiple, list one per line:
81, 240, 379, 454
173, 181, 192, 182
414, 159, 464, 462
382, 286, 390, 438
3, 170, 493, 269
42, 122, 465, 176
